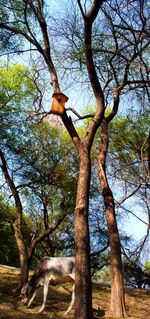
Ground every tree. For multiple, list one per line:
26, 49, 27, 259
69, 0, 148, 316
0, 2, 105, 318
0, 195, 19, 266
108, 112, 150, 269
0, 1, 149, 318
0, 63, 77, 292
70, 0, 148, 316
0, 63, 37, 292
123, 259, 150, 289
98, 120, 127, 317
96, 2, 149, 314
0, 149, 29, 292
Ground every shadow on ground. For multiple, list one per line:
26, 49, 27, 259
0, 266, 150, 318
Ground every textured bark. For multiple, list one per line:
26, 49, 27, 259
13, 208, 29, 293
43, 201, 55, 256
74, 146, 93, 319
0, 150, 28, 293
61, 108, 104, 319
97, 121, 128, 318
0, 2, 105, 315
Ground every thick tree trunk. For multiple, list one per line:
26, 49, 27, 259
97, 121, 128, 318
103, 189, 127, 317
74, 146, 93, 319
0, 150, 28, 294
13, 206, 29, 294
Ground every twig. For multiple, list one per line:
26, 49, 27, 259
118, 184, 141, 204
65, 107, 94, 119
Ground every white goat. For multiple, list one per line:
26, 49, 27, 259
21, 256, 75, 314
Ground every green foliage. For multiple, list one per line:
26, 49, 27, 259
0, 194, 38, 266
109, 113, 150, 182
0, 63, 38, 154
0, 195, 19, 266
95, 265, 111, 285
123, 259, 150, 289
144, 261, 150, 273
0, 63, 75, 260
0, 0, 148, 273
0, 63, 36, 106
1, 74, 78, 258
0, 1, 34, 52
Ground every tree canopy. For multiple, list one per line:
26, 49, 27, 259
0, 1, 149, 318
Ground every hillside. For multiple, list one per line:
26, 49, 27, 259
0, 265, 149, 318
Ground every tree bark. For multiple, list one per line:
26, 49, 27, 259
43, 200, 55, 256
0, 150, 28, 294
74, 145, 93, 319
13, 205, 29, 294
0, 2, 104, 315
97, 121, 128, 318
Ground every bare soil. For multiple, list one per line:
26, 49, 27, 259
0, 265, 149, 319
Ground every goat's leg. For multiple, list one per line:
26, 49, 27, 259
64, 284, 75, 315
38, 282, 49, 313
27, 290, 37, 308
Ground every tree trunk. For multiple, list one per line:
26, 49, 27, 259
13, 205, 29, 294
97, 121, 128, 318
0, 150, 28, 294
43, 201, 55, 256
74, 146, 93, 319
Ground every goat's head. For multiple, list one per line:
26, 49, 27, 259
20, 283, 30, 304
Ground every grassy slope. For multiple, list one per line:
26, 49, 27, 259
0, 265, 149, 319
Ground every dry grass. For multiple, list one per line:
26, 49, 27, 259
0, 265, 149, 319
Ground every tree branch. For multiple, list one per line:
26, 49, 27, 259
86, 0, 104, 24
0, 149, 22, 210
28, 208, 69, 261
118, 184, 142, 205
115, 201, 148, 227
65, 107, 94, 120
0, 23, 44, 54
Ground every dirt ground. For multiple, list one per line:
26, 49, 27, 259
0, 265, 149, 319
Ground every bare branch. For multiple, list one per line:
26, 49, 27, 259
0, 22, 43, 52
65, 107, 94, 120
77, 0, 86, 20
118, 184, 142, 205
28, 208, 68, 261
115, 201, 149, 227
